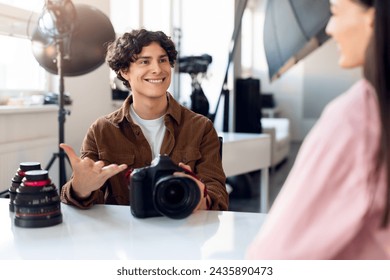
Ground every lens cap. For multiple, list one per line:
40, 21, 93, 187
24, 170, 49, 181
19, 162, 41, 171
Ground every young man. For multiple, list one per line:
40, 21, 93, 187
60, 29, 228, 213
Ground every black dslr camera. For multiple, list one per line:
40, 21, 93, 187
129, 155, 201, 219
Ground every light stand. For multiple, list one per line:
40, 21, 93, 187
45, 40, 70, 188
34, 0, 76, 188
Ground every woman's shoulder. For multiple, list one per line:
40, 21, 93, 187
314, 79, 376, 136
323, 79, 376, 121
306, 79, 378, 147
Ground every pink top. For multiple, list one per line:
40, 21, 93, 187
247, 79, 390, 259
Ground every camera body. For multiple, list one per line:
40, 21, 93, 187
178, 54, 212, 74
129, 155, 200, 219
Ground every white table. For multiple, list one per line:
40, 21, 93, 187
0, 199, 267, 260
219, 132, 271, 213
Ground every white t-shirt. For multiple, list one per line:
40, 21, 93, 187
130, 104, 166, 159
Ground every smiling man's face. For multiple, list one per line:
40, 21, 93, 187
121, 42, 172, 100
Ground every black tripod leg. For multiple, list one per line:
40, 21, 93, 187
45, 153, 59, 171
59, 149, 68, 188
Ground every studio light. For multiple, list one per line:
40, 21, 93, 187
263, 0, 331, 81
30, 0, 116, 188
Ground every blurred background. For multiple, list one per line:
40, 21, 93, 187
0, 0, 361, 210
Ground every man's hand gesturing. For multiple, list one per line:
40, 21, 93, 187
60, 143, 128, 198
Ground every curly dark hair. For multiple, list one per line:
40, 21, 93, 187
106, 29, 178, 89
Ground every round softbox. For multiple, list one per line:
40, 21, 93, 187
31, 4, 116, 76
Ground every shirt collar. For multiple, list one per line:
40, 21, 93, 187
106, 92, 182, 126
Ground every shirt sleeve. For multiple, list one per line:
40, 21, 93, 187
197, 119, 229, 211
247, 93, 373, 259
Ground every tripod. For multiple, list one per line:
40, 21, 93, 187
189, 73, 210, 117
45, 40, 71, 189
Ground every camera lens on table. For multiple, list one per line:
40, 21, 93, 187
9, 162, 42, 212
13, 170, 63, 228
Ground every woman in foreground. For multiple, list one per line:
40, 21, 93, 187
247, 0, 390, 259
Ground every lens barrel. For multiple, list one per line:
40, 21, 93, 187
13, 170, 63, 228
153, 175, 201, 219
9, 162, 42, 212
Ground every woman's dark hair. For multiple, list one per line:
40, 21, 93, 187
106, 29, 178, 89
358, 0, 390, 227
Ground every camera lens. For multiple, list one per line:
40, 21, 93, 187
13, 170, 63, 228
163, 183, 185, 205
9, 162, 41, 212
153, 175, 200, 219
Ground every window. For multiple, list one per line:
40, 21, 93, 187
110, 0, 171, 34
110, 0, 140, 34
0, 35, 46, 91
0, 1, 48, 105
0, 0, 42, 12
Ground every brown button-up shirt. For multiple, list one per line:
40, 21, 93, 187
61, 93, 228, 211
